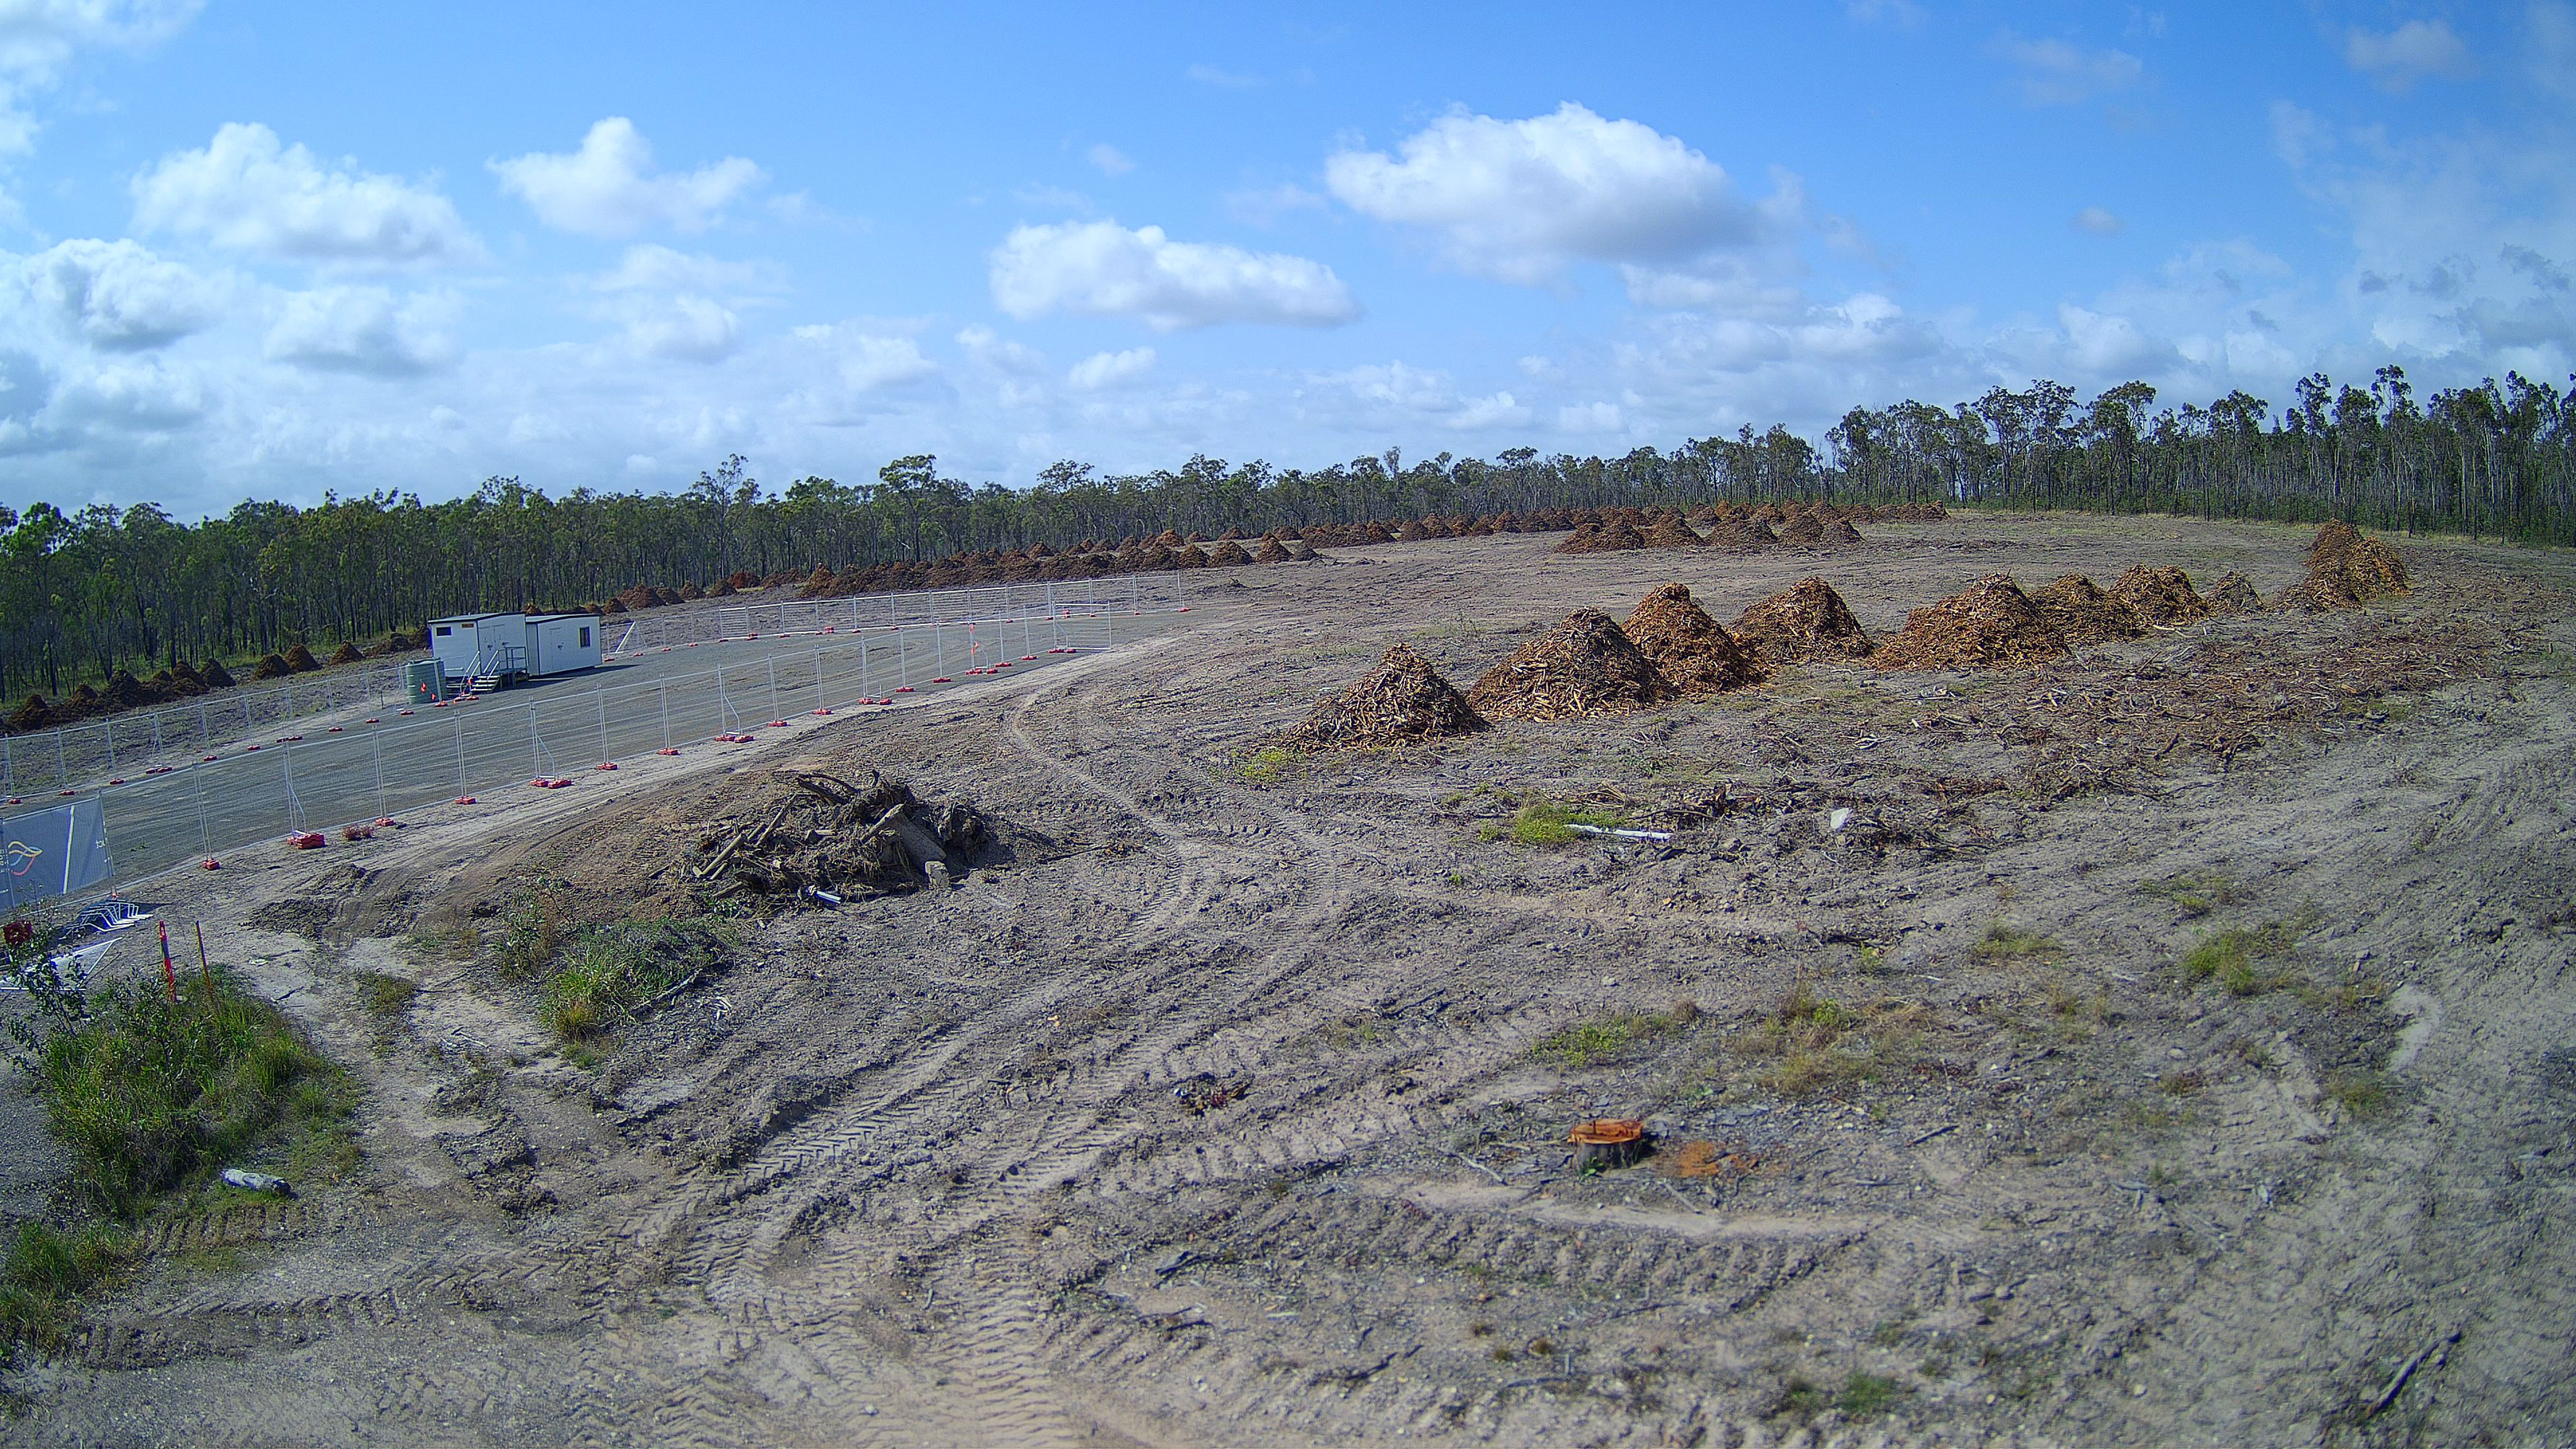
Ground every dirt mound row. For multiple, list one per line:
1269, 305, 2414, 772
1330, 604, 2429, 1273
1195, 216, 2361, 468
2112, 565, 2208, 625
1623, 585, 1765, 695
1468, 611, 1678, 720
2031, 575, 2146, 645
1730, 579, 1874, 664
1284, 643, 1488, 751
1640, 514, 1707, 548
1871, 575, 2069, 670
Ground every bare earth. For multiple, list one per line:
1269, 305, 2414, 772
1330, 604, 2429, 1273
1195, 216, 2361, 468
13, 511, 2576, 1448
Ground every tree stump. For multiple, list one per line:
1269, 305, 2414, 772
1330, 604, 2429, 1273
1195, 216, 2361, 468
1569, 1118, 1649, 1172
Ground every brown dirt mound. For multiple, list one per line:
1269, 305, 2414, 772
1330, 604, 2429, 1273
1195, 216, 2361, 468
1253, 538, 1290, 564
1729, 578, 1874, 664
1207, 540, 1253, 566
103, 670, 160, 710
1704, 519, 1772, 551
1871, 575, 2069, 670
1467, 610, 1678, 721
199, 660, 235, 689
251, 653, 293, 680
9, 694, 51, 732
1824, 519, 1865, 546
1283, 643, 1487, 751
327, 641, 363, 666
1553, 520, 1647, 554
1641, 514, 1705, 548
2203, 572, 2259, 614
283, 643, 321, 672
1623, 585, 1765, 695
2031, 575, 2146, 645
2111, 565, 2209, 625
1778, 511, 1826, 544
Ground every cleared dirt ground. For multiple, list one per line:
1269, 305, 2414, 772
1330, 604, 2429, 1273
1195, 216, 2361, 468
11, 511, 2575, 1448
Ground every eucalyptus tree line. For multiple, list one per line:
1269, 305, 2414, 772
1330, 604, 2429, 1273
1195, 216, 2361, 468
4, 366, 2569, 706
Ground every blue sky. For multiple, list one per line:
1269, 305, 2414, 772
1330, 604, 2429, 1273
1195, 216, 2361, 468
3, 1, 2570, 519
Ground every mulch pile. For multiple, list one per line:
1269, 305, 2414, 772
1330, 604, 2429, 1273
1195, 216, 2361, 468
1871, 575, 2070, 670
1283, 643, 1488, 751
1640, 514, 1705, 548
2203, 572, 2259, 614
1623, 585, 1765, 694
2111, 565, 2209, 625
1704, 517, 1773, 551
327, 642, 363, 665
692, 771, 1004, 901
2030, 574, 2146, 645
1553, 520, 1649, 554
2281, 522, 2412, 611
1730, 578, 1875, 664
1468, 610, 1678, 720
1824, 519, 1865, 546
283, 644, 321, 672
1778, 511, 1826, 544
251, 653, 293, 680
1207, 540, 1254, 566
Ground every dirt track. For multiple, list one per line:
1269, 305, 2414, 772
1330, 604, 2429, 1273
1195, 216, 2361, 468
12, 511, 2576, 1448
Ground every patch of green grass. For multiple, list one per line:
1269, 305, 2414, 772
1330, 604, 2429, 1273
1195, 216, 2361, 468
14, 971, 355, 1220
1737, 983, 1938, 1095
1838, 1371, 1906, 1417
401, 923, 477, 961
1776, 1376, 1826, 1416
2325, 1068, 2391, 1119
2180, 915, 2312, 996
1971, 922, 2064, 961
1235, 746, 1294, 782
1505, 799, 1628, 847
353, 970, 417, 1017
540, 916, 730, 1048
2138, 870, 2241, 918
1533, 1000, 1698, 1069
0, 1220, 135, 1353
494, 880, 572, 982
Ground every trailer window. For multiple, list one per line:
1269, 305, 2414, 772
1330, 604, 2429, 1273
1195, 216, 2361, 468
434, 625, 451, 637
579, 627, 592, 647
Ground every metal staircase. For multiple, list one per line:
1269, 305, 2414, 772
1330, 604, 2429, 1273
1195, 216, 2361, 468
461, 643, 525, 696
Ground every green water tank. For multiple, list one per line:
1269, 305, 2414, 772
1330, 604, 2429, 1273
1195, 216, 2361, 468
405, 659, 444, 703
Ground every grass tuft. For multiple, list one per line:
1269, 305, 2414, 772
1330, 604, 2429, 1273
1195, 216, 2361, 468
1235, 746, 1293, 782
2138, 870, 2241, 917
354, 970, 417, 1017
1971, 922, 2064, 961
540, 916, 730, 1048
1838, 1371, 1907, 1417
1506, 799, 1628, 847
1736, 982, 1937, 1095
1533, 1001, 1697, 1069
0, 1221, 134, 1353
2180, 914, 2312, 996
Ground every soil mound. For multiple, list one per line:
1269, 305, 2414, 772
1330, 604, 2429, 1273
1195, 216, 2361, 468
1553, 520, 1647, 554
2203, 572, 2259, 613
1640, 514, 1705, 548
1467, 610, 1678, 721
1824, 519, 1865, 546
1871, 575, 2069, 670
199, 660, 235, 689
1729, 578, 1874, 664
1283, 643, 1487, 751
1623, 585, 1765, 695
327, 641, 363, 666
2031, 574, 2146, 645
251, 653, 293, 680
9, 694, 50, 732
1704, 518, 1772, 551
1778, 511, 1826, 544
693, 771, 1008, 902
103, 671, 159, 710
283, 643, 321, 672
2110, 565, 2208, 625
1253, 538, 1290, 564
1207, 540, 1253, 566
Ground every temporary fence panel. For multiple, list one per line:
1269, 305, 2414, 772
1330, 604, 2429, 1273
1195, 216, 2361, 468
1, 799, 115, 911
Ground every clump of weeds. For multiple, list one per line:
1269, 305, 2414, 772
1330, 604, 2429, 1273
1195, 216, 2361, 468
1972, 922, 2064, 961
2180, 909, 2317, 996
2138, 870, 2241, 918
1534, 998, 1699, 1069
1736, 982, 1936, 1095
1495, 798, 1629, 847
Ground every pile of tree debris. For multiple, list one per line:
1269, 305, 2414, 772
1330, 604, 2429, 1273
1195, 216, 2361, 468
692, 771, 1007, 901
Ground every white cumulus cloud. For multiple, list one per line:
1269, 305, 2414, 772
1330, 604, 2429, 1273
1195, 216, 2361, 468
1991, 33, 2146, 107
990, 220, 1358, 330
1086, 143, 1134, 176
0, 0, 198, 155
492, 118, 764, 238
2074, 206, 2125, 235
785, 324, 939, 425
263, 285, 459, 375
2344, 20, 2475, 92
17, 238, 220, 349
1068, 346, 1155, 390
1324, 103, 1758, 285
955, 323, 1045, 375
132, 122, 483, 265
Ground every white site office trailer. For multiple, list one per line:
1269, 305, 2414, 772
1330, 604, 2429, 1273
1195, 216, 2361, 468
523, 614, 603, 675
427, 612, 525, 682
